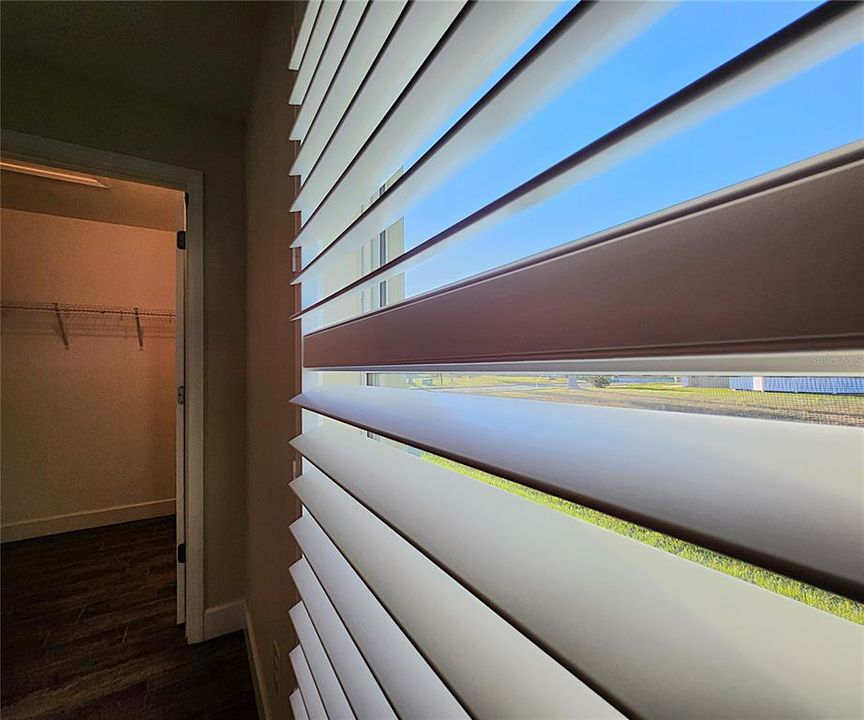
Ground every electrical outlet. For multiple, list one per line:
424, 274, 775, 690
272, 640, 281, 696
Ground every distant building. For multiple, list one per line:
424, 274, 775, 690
729, 377, 864, 394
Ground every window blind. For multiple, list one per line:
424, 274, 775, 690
290, 0, 368, 143
289, 0, 320, 71
301, 152, 864, 366
290, 0, 341, 107
290, 601, 355, 719
287, 2, 864, 718
289, 645, 327, 720
291, 0, 671, 285
293, 2, 863, 307
291, 0, 405, 178
293, 467, 623, 718
291, 0, 466, 217
291, 1, 563, 234
293, 390, 864, 597
289, 689, 309, 720
291, 514, 467, 718
292, 425, 862, 719
290, 557, 396, 719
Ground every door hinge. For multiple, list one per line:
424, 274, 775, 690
177, 385, 185, 405
176, 230, 186, 250
177, 543, 186, 563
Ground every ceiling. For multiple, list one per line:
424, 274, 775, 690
1, 163, 186, 232
0, 2, 269, 122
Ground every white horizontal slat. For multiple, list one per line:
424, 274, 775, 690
289, 646, 327, 720
292, 469, 623, 719
291, 0, 341, 106
291, 558, 396, 720
291, 1, 368, 142
292, 0, 558, 243
290, 515, 467, 719
293, 423, 864, 719
294, 385, 864, 597
292, 0, 669, 285
291, 0, 465, 218
294, 349, 864, 377
289, 688, 309, 720
291, 0, 406, 181
293, 3, 864, 300
289, 0, 320, 71
291, 602, 355, 719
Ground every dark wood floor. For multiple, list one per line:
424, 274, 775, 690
1, 517, 258, 720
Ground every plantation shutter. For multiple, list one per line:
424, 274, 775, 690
286, 2, 864, 718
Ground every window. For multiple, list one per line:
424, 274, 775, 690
287, 3, 864, 718
400, 373, 864, 426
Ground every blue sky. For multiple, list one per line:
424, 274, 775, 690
397, 1, 864, 297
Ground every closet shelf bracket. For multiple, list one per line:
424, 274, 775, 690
53, 303, 70, 350
134, 307, 144, 350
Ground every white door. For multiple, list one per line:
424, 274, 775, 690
175, 227, 187, 624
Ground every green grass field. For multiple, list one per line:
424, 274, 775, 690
422, 452, 863, 624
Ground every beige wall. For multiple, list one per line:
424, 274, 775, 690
1, 209, 175, 538
245, 2, 304, 717
1, 56, 248, 606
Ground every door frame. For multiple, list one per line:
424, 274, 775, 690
1, 129, 206, 643
175, 230, 188, 626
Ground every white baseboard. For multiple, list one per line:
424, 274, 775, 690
1, 498, 176, 543
203, 598, 246, 641
244, 602, 273, 720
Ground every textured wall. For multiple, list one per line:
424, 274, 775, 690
245, 2, 304, 717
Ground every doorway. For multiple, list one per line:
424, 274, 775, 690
0, 130, 205, 643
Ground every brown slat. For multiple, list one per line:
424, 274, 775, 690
304, 158, 864, 369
